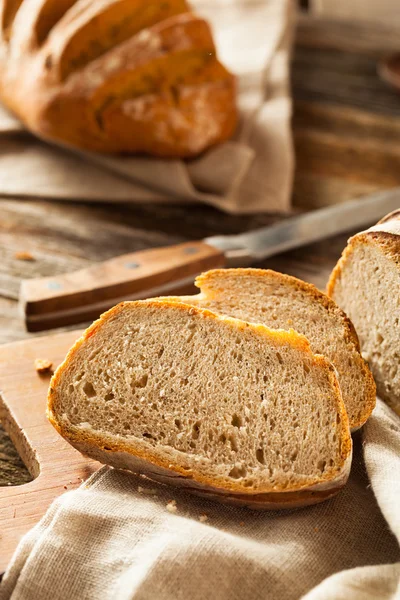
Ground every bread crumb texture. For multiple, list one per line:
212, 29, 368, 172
48, 300, 351, 498
327, 219, 400, 415
186, 268, 376, 430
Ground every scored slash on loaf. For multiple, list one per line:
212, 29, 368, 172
0, 0, 237, 156
47, 300, 352, 510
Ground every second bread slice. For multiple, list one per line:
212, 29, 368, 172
172, 269, 376, 430
48, 300, 352, 509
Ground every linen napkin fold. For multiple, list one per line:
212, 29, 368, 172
1, 399, 399, 600
0, 0, 295, 214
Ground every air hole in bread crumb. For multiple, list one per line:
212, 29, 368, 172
142, 432, 154, 440
291, 451, 298, 461
192, 421, 201, 440
229, 436, 238, 452
174, 418, 182, 430
83, 381, 96, 398
256, 448, 265, 464
231, 414, 242, 428
229, 465, 247, 479
244, 479, 254, 487
276, 352, 283, 364
303, 363, 310, 374
68, 384, 74, 394
104, 392, 114, 402
158, 346, 164, 357
219, 434, 227, 444
317, 460, 326, 472
132, 374, 148, 389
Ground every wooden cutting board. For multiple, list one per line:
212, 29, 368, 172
0, 330, 100, 574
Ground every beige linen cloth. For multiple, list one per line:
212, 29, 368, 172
0, 0, 295, 215
0, 399, 399, 600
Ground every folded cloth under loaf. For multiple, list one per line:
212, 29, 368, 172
0, 0, 295, 215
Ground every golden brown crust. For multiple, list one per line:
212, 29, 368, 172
47, 299, 352, 506
196, 268, 363, 352
192, 268, 376, 430
63, 436, 349, 510
377, 209, 400, 225
0, 1, 237, 157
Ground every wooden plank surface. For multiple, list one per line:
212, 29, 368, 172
2, 15, 400, 488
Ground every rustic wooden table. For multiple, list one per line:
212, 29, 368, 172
2, 15, 400, 485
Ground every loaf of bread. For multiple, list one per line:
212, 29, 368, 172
168, 269, 376, 430
0, 1, 237, 157
327, 211, 400, 416
48, 300, 352, 509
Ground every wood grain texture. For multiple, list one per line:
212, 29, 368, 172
2, 15, 400, 491
22, 241, 225, 330
0, 330, 99, 573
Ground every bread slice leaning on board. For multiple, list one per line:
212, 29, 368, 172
0, 0, 237, 157
48, 300, 352, 510
327, 210, 400, 416
168, 269, 376, 431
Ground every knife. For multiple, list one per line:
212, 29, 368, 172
20, 188, 400, 332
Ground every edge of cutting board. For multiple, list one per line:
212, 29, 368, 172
0, 330, 100, 574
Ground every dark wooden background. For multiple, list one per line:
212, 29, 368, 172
2, 15, 400, 485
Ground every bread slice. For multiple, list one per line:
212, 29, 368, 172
48, 300, 352, 510
168, 268, 376, 430
327, 211, 400, 416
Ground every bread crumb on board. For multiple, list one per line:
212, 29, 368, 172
138, 486, 158, 496
34, 358, 53, 374
166, 500, 177, 513
199, 514, 208, 523
15, 251, 35, 261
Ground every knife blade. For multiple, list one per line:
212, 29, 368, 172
20, 188, 400, 331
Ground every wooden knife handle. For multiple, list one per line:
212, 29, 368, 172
20, 241, 225, 331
